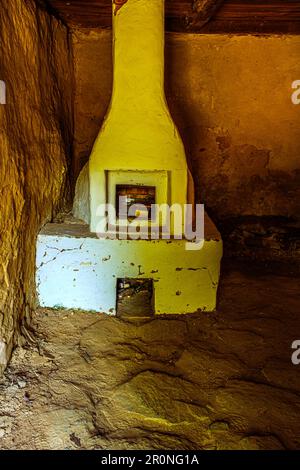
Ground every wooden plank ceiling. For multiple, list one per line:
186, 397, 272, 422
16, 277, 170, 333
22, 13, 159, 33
45, 0, 300, 33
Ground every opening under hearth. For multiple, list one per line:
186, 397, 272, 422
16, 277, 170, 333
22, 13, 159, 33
116, 278, 154, 318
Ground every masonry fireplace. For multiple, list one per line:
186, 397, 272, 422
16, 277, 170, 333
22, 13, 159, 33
36, 0, 222, 315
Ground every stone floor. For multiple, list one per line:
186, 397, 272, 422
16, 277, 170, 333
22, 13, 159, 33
0, 261, 300, 450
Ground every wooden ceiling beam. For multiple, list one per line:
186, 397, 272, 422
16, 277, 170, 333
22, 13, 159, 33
43, 0, 300, 34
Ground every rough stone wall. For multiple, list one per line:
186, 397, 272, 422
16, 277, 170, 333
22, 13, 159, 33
73, 30, 112, 180
0, 0, 73, 371
72, 29, 300, 263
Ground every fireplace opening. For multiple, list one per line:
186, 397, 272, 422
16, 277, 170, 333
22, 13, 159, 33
116, 185, 156, 220
116, 278, 154, 318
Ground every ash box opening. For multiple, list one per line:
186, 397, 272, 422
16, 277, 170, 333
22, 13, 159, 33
116, 278, 154, 318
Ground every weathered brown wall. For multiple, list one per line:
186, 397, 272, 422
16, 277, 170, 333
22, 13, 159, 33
0, 0, 73, 370
72, 29, 300, 262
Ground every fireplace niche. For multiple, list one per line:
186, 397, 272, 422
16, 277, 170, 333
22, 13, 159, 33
116, 185, 156, 220
105, 169, 168, 230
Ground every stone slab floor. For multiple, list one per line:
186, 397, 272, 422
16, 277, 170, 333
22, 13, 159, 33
0, 261, 300, 450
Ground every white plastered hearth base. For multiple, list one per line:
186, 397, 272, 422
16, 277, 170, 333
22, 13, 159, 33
36, 216, 222, 315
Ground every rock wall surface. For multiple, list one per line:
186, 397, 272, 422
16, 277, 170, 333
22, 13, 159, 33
0, 0, 73, 371
72, 30, 300, 263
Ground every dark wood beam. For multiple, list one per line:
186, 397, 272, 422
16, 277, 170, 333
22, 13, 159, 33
189, 0, 225, 28
44, 0, 300, 34
201, 0, 300, 34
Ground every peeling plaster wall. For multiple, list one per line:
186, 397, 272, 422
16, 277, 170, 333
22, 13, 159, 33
73, 30, 300, 262
0, 0, 73, 371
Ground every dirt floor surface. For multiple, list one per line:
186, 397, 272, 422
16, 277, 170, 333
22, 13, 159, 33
0, 261, 300, 450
